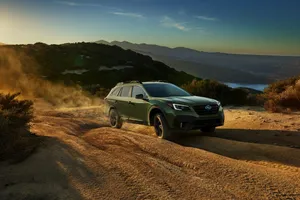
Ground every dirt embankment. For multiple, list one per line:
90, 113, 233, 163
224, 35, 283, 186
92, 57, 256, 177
1, 106, 300, 200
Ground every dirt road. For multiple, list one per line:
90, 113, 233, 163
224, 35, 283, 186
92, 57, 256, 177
1, 106, 300, 200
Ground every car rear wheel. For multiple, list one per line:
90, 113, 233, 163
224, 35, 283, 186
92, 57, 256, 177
153, 113, 171, 140
109, 109, 123, 129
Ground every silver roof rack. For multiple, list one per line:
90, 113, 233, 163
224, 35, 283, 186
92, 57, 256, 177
116, 80, 142, 85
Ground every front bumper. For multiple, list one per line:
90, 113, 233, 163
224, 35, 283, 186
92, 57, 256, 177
165, 111, 225, 131
174, 115, 224, 130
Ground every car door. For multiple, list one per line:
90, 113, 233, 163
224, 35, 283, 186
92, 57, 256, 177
117, 86, 132, 120
128, 86, 150, 123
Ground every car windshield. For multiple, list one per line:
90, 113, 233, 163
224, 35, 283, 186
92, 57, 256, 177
143, 83, 191, 97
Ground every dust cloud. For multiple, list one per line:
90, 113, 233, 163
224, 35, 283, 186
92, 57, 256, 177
0, 47, 101, 108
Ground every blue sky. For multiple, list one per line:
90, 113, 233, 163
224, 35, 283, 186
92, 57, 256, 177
1, 0, 300, 56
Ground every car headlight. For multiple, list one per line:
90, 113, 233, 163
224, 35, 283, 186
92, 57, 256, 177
167, 103, 190, 111
217, 101, 223, 111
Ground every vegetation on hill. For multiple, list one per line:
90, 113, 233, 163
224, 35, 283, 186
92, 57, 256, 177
1, 42, 197, 88
182, 79, 262, 106
0, 42, 264, 106
2, 42, 299, 112
0, 93, 39, 162
263, 76, 300, 112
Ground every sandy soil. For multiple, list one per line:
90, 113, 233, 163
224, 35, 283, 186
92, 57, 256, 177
1, 106, 300, 200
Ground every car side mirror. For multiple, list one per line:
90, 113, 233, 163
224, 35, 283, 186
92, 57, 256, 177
135, 94, 144, 99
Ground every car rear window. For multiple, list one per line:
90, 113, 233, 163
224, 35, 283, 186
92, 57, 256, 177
120, 86, 131, 97
111, 87, 121, 96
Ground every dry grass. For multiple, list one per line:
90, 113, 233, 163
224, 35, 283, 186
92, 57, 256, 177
264, 79, 300, 112
0, 47, 100, 108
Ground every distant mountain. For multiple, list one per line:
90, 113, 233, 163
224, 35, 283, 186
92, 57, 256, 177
95, 40, 110, 46
96, 40, 205, 59
96, 40, 300, 84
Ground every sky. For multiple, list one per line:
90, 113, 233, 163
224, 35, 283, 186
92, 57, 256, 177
1, 0, 300, 56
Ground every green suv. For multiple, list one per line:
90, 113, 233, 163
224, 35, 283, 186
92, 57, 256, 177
104, 81, 224, 139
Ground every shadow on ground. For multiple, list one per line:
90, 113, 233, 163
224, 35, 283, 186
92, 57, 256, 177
173, 128, 300, 168
0, 136, 97, 200
216, 128, 300, 148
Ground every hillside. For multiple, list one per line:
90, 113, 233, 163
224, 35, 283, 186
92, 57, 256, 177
0, 42, 197, 88
96, 40, 300, 84
0, 42, 264, 107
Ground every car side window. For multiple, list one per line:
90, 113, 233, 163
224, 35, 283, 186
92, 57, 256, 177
111, 87, 120, 96
132, 86, 147, 98
120, 86, 131, 97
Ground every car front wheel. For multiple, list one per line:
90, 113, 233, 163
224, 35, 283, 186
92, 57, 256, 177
153, 113, 171, 140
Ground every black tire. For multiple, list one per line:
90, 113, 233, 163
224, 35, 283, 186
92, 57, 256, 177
109, 109, 123, 129
200, 127, 216, 135
153, 113, 171, 140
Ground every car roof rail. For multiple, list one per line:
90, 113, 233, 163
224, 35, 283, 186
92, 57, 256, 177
157, 80, 168, 82
148, 80, 168, 83
116, 80, 142, 85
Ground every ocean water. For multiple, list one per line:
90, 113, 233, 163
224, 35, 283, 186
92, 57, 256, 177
224, 82, 268, 91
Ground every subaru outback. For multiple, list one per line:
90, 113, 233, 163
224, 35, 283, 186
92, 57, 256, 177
104, 81, 224, 139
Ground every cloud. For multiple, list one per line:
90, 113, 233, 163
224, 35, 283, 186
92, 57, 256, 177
195, 15, 218, 21
55, 1, 78, 6
195, 27, 207, 33
111, 12, 144, 19
55, 1, 120, 10
55, 1, 100, 7
160, 16, 190, 31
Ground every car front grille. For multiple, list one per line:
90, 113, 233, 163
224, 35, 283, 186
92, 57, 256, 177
193, 104, 219, 115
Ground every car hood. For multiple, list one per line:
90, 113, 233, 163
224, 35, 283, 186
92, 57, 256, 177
157, 96, 219, 106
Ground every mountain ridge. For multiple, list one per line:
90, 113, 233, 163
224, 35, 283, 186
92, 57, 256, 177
96, 40, 300, 84
96, 40, 300, 58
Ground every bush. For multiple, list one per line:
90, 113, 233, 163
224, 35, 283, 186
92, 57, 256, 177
0, 92, 36, 161
181, 79, 261, 106
264, 99, 281, 113
263, 78, 300, 112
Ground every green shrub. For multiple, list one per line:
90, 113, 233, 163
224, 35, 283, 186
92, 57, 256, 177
0, 93, 33, 132
181, 79, 261, 106
182, 79, 230, 101
0, 92, 36, 161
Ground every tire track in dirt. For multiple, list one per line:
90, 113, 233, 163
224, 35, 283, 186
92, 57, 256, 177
2, 107, 300, 200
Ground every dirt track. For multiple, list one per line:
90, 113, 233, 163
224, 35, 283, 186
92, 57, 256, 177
1, 106, 300, 200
